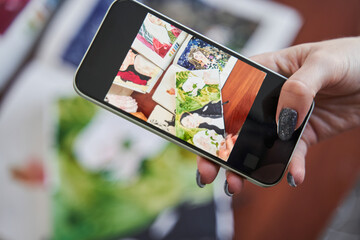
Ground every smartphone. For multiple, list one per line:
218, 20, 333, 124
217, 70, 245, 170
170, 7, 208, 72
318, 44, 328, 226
74, 0, 313, 187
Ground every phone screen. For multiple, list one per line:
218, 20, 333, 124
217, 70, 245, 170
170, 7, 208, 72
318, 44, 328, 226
103, 13, 266, 162
75, 1, 310, 185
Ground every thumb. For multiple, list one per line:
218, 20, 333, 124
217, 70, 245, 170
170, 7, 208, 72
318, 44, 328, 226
251, 47, 327, 186
276, 56, 325, 138
252, 49, 325, 137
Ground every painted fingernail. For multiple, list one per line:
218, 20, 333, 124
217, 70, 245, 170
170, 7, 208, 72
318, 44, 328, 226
287, 172, 297, 187
278, 108, 298, 141
224, 180, 233, 197
196, 169, 205, 188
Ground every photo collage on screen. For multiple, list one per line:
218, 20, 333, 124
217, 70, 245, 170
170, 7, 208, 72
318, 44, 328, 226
104, 13, 267, 161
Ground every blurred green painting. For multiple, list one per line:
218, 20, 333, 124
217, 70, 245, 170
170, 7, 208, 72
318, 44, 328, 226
51, 96, 213, 240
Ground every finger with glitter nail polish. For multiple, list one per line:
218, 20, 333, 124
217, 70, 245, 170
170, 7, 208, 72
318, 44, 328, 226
224, 180, 233, 197
196, 169, 205, 188
287, 172, 297, 187
278, 108, 298, 141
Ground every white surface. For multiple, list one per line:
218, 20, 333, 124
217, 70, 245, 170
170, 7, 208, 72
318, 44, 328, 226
0, 60, 73, 240
0, 0, 54, 90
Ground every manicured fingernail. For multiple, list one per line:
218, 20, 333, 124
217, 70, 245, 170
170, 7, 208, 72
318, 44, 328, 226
224, 180, 233, 197
196, 169, 205, 188
278, 108, 298, 141
287, 172, 297, 187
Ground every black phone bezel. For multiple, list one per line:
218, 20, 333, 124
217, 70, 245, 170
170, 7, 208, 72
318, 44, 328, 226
74, 0, 312, 186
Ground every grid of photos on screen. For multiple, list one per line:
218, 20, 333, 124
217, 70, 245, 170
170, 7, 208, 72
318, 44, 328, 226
104, 13, 266, 161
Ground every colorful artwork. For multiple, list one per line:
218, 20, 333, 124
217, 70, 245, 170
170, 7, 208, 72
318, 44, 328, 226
175, 70, 225, 156
147, 105, 175, 134
174, 35, 237, 88
152, 65, 182, 113
132, 13, 188, 70
105, 94, 138, 113
137, 13, 181, 58
113, 49, 163, 93
106, 13, 266, 160
177, 36, 231, 71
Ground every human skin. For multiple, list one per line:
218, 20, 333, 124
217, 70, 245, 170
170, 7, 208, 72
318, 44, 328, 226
197, 37, 360, 194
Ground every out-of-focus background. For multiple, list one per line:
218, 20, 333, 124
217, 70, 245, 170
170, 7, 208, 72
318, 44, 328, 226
0, 0, 359, 240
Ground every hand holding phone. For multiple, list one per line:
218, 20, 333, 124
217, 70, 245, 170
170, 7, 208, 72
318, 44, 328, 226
74, 0, 313, 187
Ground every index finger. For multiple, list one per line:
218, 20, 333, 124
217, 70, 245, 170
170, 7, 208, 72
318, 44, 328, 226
197, 156, 220, 184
